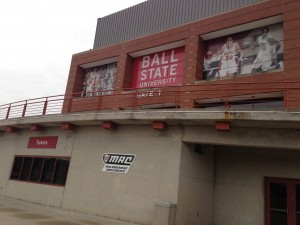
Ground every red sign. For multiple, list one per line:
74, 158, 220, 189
27, 136, 58, 149
131, 47, 185, 88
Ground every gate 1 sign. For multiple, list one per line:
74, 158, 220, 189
131, 47, 185, 88
27, 136, 58, 149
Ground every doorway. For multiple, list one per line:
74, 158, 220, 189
265, 177, 300, 225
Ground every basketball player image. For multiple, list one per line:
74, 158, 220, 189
81, 70, 92, 97
85, 69, 97, 97
203, 51, 219, 79
81, 72, 88, 97
217, 37, 242, 78
251, 27, 282, 74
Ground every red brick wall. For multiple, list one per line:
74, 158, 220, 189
63, 0, 300, 113
115, 54, 134, 89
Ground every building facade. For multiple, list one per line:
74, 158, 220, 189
0, 0, 300, 225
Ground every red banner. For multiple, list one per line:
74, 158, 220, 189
131, 47, 185, 88
27, 136, 58, 149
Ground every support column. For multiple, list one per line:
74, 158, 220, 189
180, 36, 204, 109
115, 53, 134, 90
182, 36, 204, 85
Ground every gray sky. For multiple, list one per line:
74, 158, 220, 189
0, 0, 146, 105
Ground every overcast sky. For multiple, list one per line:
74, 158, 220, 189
0, 0, 146, 105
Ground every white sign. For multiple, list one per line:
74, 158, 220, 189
102, 153, 136, 174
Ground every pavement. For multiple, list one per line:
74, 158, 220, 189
0, 196, 140, 225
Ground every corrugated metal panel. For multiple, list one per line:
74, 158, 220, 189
93, 0, 264, 49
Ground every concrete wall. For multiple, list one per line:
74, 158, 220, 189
213, 146, 300, 225
176, 144, 215, 225
0, 125, 183, 225
60, 125, 182, 225
0, 133, 19, 196
2, 122, 300, 225
0, 128, 74, 207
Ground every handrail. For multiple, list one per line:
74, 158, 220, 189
0, 80, 298, 121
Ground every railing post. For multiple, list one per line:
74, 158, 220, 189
67, 97, 73, 113
224, 84, 228, 112
22, 100, 27, 117
42, 98, 48, 115
6, 104, 11, 119
284, 81, 288, 110
97, 92, 103, 111
133, 89, 138, 110
176, 87, 180, 108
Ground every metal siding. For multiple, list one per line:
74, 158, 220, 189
135, 4, 143, 36
144, 1, 151, 35
94, 0, 265, 49
202, 0, 209, 19
127, 8, 135, 41
160, 0, 169, 31
119, 10, 127, 42
153, 0, 161, 33
192, 0, 198, 22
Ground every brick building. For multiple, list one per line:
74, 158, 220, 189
0, 0, 300, 225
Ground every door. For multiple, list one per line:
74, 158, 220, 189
265, 178, 300, 225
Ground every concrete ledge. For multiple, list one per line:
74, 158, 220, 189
1, 109, 300, 130
155, 200, 177, 208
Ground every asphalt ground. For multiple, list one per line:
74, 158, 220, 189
0, 197, 139, 225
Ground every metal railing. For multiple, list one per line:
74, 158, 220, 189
0, 81, 298, 121
0, 95, 65, 120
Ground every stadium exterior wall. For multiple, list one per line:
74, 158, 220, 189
64, 0, 300, 113
1, 121, 300, 224
1, 0, 300, 225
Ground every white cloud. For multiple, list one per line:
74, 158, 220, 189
0, 0, 146, 105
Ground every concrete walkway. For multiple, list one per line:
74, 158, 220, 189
0, 197, 140, 225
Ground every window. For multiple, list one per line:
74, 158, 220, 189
10, 156, 70, 186
29, 158, 43, 182
10, 157, 23, 180
41, 158, 56, 184
52, 159, 70, 185
19, 157, 33, 181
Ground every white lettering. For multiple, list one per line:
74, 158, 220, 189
148, 68, 155, 79
36, 140, 48, 145
142, 56, 150, 68
136, 90, 161, 99
162, 65, 169, 77
170, 64, 178, 76
154, 67, 162, 79
141, 70, 147, 80
161, 52, 168, 64
138, 64, 181, 81
170, 50, 179, 63
151, 54, 160, 67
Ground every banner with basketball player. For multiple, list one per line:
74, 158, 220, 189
81, 62, 117, 97
203, 23, 284, 80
